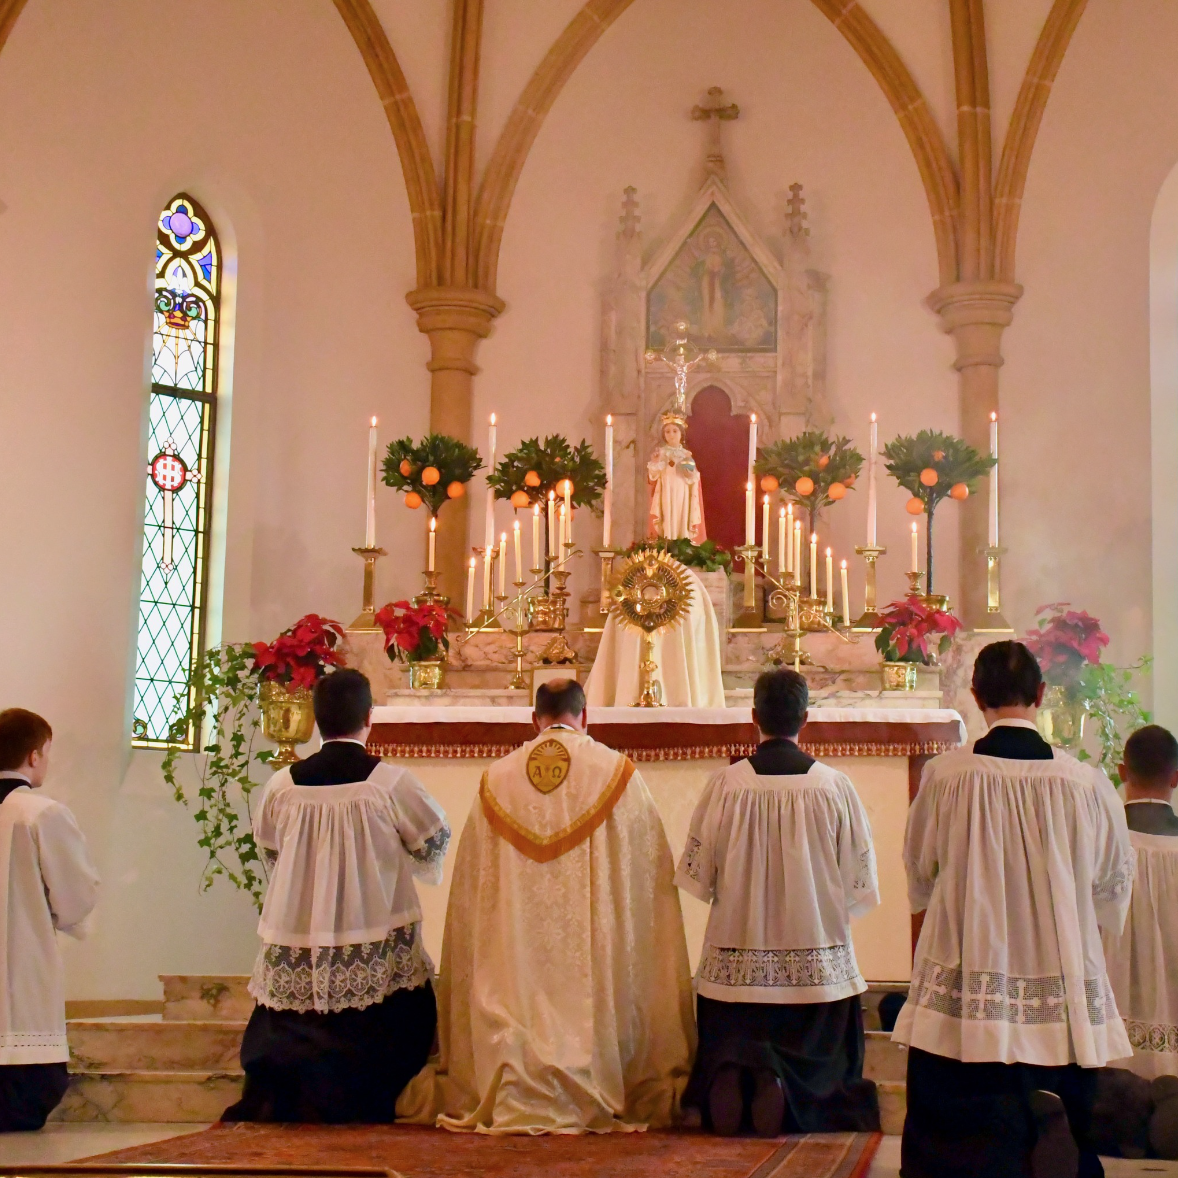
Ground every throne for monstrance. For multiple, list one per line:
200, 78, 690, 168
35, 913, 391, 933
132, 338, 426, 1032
608, 549, 693, 707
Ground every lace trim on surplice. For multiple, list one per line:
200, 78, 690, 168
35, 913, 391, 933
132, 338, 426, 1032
699, 944, 860, 989
1127, 1020, 1178, 1056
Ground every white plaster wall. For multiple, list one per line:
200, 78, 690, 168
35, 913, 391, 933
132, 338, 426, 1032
0, 0, 428, 997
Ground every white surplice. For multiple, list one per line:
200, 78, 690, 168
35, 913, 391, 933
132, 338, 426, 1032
250, 761, 449, 1014
675, 759, 879, 1004
1102, 821, 1178, 1078
399, 728, 696, 1134
585, 565, 725, 708
0, 776, 99, 1064
892, 733, 1135, 1067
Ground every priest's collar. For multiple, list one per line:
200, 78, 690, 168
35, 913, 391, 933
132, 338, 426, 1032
321, 737, 367, 747
986, 717, 1040, 732
540, 722, 581, 734
1126, 798, 1176, 806
0, 770, 30, 783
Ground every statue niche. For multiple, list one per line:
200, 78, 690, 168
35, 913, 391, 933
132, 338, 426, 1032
685, 387, 750, 552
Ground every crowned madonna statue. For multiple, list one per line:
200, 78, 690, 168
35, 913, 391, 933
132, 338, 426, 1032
647, 410, 706, 544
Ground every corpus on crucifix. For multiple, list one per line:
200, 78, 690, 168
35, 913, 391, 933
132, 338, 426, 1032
691, 86, 740, 181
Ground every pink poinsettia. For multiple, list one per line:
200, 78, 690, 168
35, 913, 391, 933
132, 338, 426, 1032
875, 595, 963, 664
1024, 603, 1109, 689
251, 614, 346, 690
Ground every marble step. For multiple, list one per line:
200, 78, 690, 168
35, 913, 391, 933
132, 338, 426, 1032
69, 1018, 246, 1072
52, 1070, 243, 1123
863, 1031, 907, 1083
161, 974, 253, 1022
875, 1080, 906, 1136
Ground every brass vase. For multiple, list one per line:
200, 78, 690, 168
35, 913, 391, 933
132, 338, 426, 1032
881, 661, 919, 692
1037, 684, 1087, 748
260, 681, 316, 765
408, 659, 446, 691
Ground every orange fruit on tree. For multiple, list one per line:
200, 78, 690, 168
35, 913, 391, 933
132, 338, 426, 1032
399, 459, 413, 477
510, 489, 530, 508
524, 470, 542, 487
827, 481, 847, 501
949, 482, 969, 500
795, 476, 815, 496
760, 474, 779, 492
843, 474, 856, 487
817, 454, 830, 469
555, 478, 574, 497
919, 467, 939, 487
932, 450, 946, 462
906, 496, 925, 515
421, 466, 441, 486
404, 491, 423, 509
447, 481, 466, 499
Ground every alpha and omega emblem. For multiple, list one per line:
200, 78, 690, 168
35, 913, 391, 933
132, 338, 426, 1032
526, 738, 572, 794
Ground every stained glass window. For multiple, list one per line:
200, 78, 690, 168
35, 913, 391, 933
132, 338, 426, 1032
132, 195, 221, 747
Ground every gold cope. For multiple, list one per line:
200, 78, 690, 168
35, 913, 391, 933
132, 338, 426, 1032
526, 738, 572, 794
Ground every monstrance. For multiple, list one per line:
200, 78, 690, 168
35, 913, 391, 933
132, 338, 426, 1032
608, 549, 693, 707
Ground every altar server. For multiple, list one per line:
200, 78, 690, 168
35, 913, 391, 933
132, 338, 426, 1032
224, 669, 449, 1124
895, 641, 1134, 1178
400, 678, 695, 1133
0, 708, 99, 1132
675, 668, 880, 1137
1101, 724, 1178, 1080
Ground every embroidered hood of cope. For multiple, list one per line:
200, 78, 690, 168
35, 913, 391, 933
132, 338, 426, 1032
479, 729, 635, 863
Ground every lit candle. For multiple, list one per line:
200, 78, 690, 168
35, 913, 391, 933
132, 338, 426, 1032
747, 412, 758, 490
777, 506, 787, 575
989, 411, 999, 548
745, 482, 755, 547
484, 413, 497, 552
547, 491, 556, 559
428, 516, 436, 572
365, 416, 378, 548
465, 556, 476, 621
825, 547, 834, 611
793, 519, 802, 581
840, 559, 850, 625
786, 503, 795, 575
558, 502, 568, 553
532, 503, 541, 570
603, 414, 614, 549
762, 495, 771, 561
810, 533, 818, 598
498, 531, 507, 596
482, 548, 492, 611
910, 521, 919, 574
562, 478, 573, 526
867, 412, 878, 547
513, 518, 522, 583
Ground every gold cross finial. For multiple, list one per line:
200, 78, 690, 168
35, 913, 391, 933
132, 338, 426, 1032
786, 182, 809, 238
619, 186, 641, 239
691, 87, 739, 181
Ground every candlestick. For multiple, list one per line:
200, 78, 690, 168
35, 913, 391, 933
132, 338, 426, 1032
733, 544, 763, 628
810, 533, 818, 599
498, 532, 507, 597
547, 491, 556, 559
532, 503, 541, 571
910, 521, 919, 574
840, 559, 850, 626
427, 516, 436, 572
786, 503, 794, 576
365, 416, 378, 548
825, 547, 834, 612
853, 544, 887, 629
747, 412, 758, 489
777, 507, 787, 575
866, 411, 877, 548
349, 545, 387, 631
989, 411, 999, 548
762, 495, 771, 561
484, 413, 497, 552
603, 414, 614, 549
513, 519, 522, 583
745, 482, 755, 547
465, 555, 476, 623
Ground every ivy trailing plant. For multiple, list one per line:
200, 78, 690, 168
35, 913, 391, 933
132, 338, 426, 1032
625, 536, 733, 574
161, 643, 270, 911
382, 433, 483, 516
1078, 659, 1152, 786
487, 435, 606, 512
882, 430, 993, 594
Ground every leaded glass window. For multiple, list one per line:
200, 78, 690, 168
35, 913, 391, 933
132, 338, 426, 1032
132, 195, 221, 748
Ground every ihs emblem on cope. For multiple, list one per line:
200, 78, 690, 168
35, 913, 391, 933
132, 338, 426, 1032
526, 739, 572, 794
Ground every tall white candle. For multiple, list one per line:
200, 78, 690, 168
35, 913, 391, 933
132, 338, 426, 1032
547, 491, 556, 559
482, 548, 492, 611
786, 503, 795, 575
762, 495, 771, 561
562, 478, 573, 527
748, 412, 758, 489
989, 411, 999, 548
867, 412, 877, 548
513, 519, 522, 583
793, 519, 802, 581
745, 483, 755, 547
603, 414, 614, 548
825, 547, 834, 611
910, 521, 919, 574
427, 516, 436, 572
365, 416, 378, 548
465, 556, 476, 621
840, 560, 850, 624
498, 532, 507, 596
810, 533, 818, 598
484, 413, 498, 552
777, 507, 787, 575
558, 503, 568, 553
532, 504, 541, 570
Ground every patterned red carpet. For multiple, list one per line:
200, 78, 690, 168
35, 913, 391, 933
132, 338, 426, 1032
87, 1122, 881, 1178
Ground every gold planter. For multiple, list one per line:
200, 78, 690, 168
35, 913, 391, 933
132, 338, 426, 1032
1037, 685, 1087, 748
881, 661, 919, 692
408, 659, 446, 691
260, 681, 316, 766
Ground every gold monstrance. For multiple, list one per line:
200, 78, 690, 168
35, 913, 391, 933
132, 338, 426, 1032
609, 549, 693, 708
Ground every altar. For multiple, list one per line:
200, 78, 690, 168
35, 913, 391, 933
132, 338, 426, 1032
367, 703, 965, 986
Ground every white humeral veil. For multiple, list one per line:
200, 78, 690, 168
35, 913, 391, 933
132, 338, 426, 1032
398, 730, 695, 1134
585, 566, 725, 708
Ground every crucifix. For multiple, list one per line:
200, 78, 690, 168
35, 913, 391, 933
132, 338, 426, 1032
645, 321, 717, 417
147, 439, 200, 577
691, 86, 740, 181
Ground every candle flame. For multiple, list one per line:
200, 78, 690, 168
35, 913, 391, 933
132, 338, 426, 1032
606, 413, 612, 425
500, 531, 507, 541
548, 490, 555, 501
990, 411, 997, 422
429, 517, 436, 532
763, 494, 769, 504
750, 413, 757, 423
490, 412, 496, 425
911, 521, 918, 533
513, 519, 520, 531
469, 556, 476, 569
533, 503, 540, 515
779, 506, 786, 517
811, 533, 817, 542
841, 559, 848, 569
747, 481, 752, 491
870, 412, 876, 423
370, 416, 378, 427
826, 547, 832, 557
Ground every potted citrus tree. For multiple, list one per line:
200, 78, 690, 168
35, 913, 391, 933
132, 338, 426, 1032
382, 433, 483, 515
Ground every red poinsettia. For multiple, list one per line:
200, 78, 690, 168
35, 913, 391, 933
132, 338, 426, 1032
375, 600, 452, 664
251, 614, 346, 691
1024, 603, 1109, 689
875, 595, 963, 665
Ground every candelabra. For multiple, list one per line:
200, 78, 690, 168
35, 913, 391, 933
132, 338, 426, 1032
765, 576, 809, 668
501, 582, 529, 689
853, 544, 887, 630
979, 545, 1013, 632
349, 545, 387, 631
526, 547, 580, 664
732, 544, 764, 629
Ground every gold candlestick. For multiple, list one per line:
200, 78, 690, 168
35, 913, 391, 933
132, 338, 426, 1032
349, 546, 386, 631
732, 544, 764, 629
765, 578, 810, 667
978, 545, 1013, 632
905, 569, 925, 597
412, 568, 450, 611
593, 547, 617, 618
853, 544, 887, 630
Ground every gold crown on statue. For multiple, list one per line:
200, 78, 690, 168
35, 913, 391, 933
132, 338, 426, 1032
660, 408, 688, 431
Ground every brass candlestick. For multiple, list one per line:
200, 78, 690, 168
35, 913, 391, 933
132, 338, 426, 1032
853, 544, 887, 630
503, 582, 530, 689
732, 543, 763, 629
978, 545, 1013, 632
765, 576, 809, 667
412, 568, 450, 611
798, 594, 834, 633
905, 570, 925, 597
593, 547, 617, 617
349, 546, 387, 631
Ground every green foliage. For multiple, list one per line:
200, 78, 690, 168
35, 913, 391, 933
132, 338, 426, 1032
755, 431, 863, 513
487, 435, 606, 509
1074, 658, 1153, 787
625, 536, 733, 573
161, 644, 272, 910
882, 430, 993, 511
382, 433, 483, 516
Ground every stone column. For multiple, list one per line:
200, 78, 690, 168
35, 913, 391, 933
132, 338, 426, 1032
407, 285, 505, 603
926, 280, 1022, 626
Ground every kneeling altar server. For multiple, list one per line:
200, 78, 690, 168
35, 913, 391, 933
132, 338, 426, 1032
675, 668, 881, 1136
400, 678, 695, 1133
224, 669, 450, 1124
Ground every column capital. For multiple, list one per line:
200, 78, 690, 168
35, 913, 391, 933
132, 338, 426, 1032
406, 285, 505, 375
927, 281, 1023, 371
